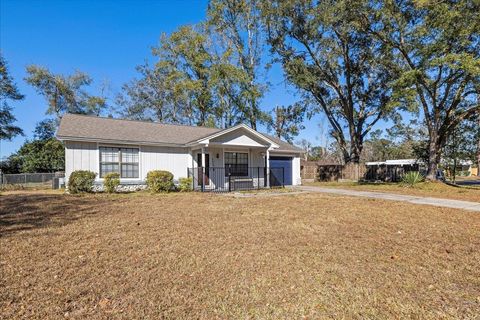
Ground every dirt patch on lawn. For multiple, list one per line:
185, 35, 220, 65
1, 191, 479, 319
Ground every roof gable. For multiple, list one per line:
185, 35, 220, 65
209, 129, 269, 147
191, 124, 279, 148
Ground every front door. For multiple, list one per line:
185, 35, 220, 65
197, 153, 210, 186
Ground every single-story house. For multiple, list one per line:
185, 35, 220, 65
57, 114, 304, 192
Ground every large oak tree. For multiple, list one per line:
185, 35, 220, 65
262, 0, 403, 164
366, 0, 480, 180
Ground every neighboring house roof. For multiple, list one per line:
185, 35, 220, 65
366, 159, 422, 166
57, 114, 303, 153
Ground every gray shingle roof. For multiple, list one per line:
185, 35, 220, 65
263, 134, 305, 153
57, 114, 303, 152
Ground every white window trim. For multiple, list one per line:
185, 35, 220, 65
97, 144, 141, 181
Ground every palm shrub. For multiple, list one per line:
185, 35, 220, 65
103, 172, 120, 193
68, 170, 96, 193
146, 170, 174, 193
178, 177, 193, 192
401, 171, 424, 187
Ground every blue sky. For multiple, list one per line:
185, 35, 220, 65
1, 0, 371, 158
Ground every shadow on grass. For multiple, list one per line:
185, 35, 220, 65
0, 193, 109, 236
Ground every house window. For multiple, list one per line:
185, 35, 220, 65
100, 147, 139, 178
225, 152, 248, 176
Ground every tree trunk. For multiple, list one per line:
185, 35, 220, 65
477, 115, 480, 175
349, 136, 362, 165
250, 117, 256, 130
425, 139, 441, 181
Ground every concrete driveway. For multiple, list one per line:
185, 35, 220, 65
296, 185, 480, 212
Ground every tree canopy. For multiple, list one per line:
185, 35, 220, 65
24, 65, 107, 121
262, 0, 404, 164
208, 0, 269, 129
119, 25, 231, 127
33, 118, 57, 140
365, 0, 480, 179
0, 54, 24, 141
267, 103, 305, 143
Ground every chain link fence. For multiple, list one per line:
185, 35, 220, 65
0, 172, 65, 189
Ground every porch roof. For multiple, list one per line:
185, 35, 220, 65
186, 124, 279, 149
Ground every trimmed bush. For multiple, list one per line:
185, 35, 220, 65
178, 177, 193, 192
103, 172, 120, 193
401, 171, 424, 187
68, 170, 96, 194
146, 170, 174, 193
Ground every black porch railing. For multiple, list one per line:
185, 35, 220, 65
187, 167, 284, 192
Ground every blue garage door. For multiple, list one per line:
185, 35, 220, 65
269, 156, 293, 186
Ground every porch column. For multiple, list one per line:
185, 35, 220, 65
188, 149, 193, 173
201, 147, 206, 191
266, 149, 270, 188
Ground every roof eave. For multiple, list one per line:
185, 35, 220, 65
270, 149, 305, 154
56, 135, 186, 148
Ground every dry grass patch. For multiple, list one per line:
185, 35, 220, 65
305, 181, 480, 202
1, 191, 479, 319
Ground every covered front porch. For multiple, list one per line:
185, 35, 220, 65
186, 125, 285, 192
188, 147, 286, 192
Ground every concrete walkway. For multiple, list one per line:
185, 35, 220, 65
297, 186, 480, 212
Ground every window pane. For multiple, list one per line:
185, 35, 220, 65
100, 163, 119, 178
231, 164, 248, 176
237, 153, 248, 164
100, 147, 119, 162
100, 147, 139, 179
121, 148, 139, 163
225, 152, 248, 176
121, 163, 139, 178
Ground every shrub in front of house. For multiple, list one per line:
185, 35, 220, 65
178, 177, 193, 192
68, 170, 96, 194
401, 171, 424, 187
103, 172, 120, 193
146, 170, 174, 193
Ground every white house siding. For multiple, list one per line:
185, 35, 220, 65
140, 146, 190, 181
65, 141, 98, 182
208, 147, 225, 168
65, 141, 191, 183
292, 156, 301, 185
249, 150, 265, 167
64, 139, 301, 187
208, 130, 268, 147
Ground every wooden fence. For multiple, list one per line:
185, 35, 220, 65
301, 161, 367, 181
